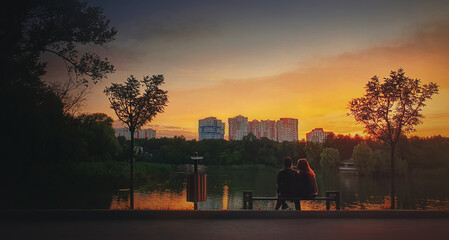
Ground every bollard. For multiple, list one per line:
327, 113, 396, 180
243, 190, 253, 209
326, 191, 341, 210
334, 191, 341, 210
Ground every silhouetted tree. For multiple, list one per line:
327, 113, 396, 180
348, 68, 438, 209
1, 0, 116, 114
104, 75, 168, 209
1, 0, 117, 206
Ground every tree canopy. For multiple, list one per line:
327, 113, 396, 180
1, 0, 117, 113
104, 75, 169, 133
348, 68, 438, 146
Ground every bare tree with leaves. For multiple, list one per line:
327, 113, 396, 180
104, 75, 168, 209
348, 68, 438, 209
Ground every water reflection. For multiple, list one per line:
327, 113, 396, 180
222, 185, 229, 210
110, 165, 449, 210
111, 188, 194, 210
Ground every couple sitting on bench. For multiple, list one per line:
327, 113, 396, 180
276, 157, 318, 210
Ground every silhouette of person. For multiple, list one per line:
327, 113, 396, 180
275, 157, 297, 210
294, 158, 318, 210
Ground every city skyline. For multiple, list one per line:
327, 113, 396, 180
43, 1, 449, 140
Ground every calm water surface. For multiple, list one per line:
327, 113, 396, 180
110, 165, 449, 210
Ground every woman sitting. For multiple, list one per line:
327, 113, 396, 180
294, 158, 318, 210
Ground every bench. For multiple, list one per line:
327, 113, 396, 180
242, 190, 341, 210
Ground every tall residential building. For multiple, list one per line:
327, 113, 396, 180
276, 118, 298, 142
248, 120, 261, 138
115, 128, 156, 140
228, 115, 248, 140
260, 120, 276, 141
198, 117, 225, 140
306, 128, 333, 143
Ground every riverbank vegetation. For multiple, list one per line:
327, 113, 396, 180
133, 133, 449, 176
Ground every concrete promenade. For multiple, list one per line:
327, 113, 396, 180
1, 210, 449, 240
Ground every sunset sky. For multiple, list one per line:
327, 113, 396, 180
43, 0, 449, 140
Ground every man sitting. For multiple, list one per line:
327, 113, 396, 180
275, 157, 297, 210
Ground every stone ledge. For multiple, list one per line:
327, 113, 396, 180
1, 210, 449, 222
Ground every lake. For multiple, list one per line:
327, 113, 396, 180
110, 165, 449, 210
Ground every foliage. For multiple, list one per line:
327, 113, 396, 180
325, 133, 364, 160
104, 75, 168, 133
134, 136, 306, 167
304, 142, 324, 170
320, 148, 340, 173
407, 136, 449, 170
2, 0, 117, 114
348, 69, 438, 144
373, 148, 408, 176
353, 143, 375, 175
65, 113, 122, 162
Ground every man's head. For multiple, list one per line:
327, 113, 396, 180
283, 157, 292, 169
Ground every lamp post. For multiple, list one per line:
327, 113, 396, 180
187, 152, 206, 210
191, 152, 203, 175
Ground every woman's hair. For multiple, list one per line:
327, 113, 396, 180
297, 158, 315, 176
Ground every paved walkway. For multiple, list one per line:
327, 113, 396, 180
2, 210, 449, 240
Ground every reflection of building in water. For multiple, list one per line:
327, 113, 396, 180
198, 117, 225, 140
306, 128, 333, 143
114, 128, 156, 140
222, 185, 229, 210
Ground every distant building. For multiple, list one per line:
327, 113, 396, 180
339, 159, 358, 174
306, 128, 332, 143
115, 128, 156, 140
249, 119, 277, 141
276, 118, 298, 142
248, 120, 261, 138
228, 115, 249, 140
260, 120, 276, 141
198, 117, 225, 140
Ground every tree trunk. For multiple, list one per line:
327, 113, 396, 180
130, 130, 135, 210
390, 143, 395, 210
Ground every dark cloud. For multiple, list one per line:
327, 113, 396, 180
124, 14, 219, 42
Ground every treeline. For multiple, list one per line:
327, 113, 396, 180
132, 133, 449, 175
134, 134, 307, 166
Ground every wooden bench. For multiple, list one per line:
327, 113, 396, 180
243, 190, 341, 210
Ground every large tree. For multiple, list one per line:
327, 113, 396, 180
1, 0, 116, 114
348, 68, 438, 209
104, 75, 168, 209
1, 0, 116, 168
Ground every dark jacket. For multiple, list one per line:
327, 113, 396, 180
276, 168, 297, 197
295, 172, 318, 197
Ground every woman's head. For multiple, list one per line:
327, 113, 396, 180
297, 158, 314, 175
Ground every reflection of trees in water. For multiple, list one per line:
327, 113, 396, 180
138, 173, 186, 194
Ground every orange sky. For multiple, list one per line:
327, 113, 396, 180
80, 21, 449, 140
41, 1, 449, 140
